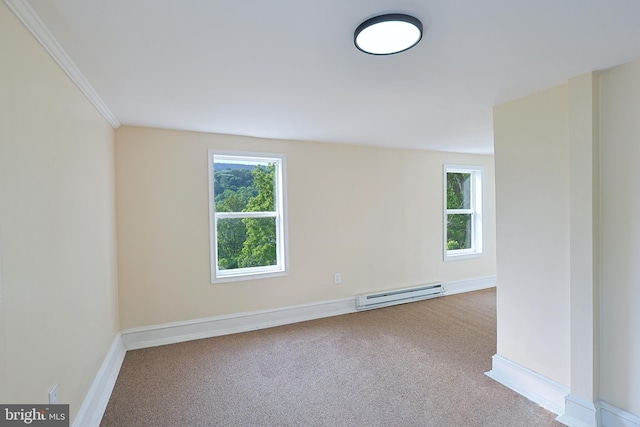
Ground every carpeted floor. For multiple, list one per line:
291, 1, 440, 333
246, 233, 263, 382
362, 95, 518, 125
100, 289, 562, 426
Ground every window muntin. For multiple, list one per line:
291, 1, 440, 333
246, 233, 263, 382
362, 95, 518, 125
444, 165, 483, 260
209, 151, 287, 282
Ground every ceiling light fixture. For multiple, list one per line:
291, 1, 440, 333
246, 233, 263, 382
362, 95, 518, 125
354, 13, 423, 55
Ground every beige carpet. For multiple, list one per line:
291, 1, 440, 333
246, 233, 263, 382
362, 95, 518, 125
100, 289, 561, 426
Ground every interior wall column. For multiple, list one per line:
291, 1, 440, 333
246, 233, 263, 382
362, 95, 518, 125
557, 72, 600, 426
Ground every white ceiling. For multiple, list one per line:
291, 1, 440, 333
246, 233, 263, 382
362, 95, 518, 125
20, 0, 640, 154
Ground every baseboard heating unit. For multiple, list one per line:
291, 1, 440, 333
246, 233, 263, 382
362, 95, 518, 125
356, 283, 444, 311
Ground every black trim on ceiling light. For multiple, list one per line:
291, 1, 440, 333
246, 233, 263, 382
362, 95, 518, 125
354, 13, 423, 55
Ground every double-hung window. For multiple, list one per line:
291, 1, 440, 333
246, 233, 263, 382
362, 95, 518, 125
444, 165, 483, 260
208, 151, 287, 282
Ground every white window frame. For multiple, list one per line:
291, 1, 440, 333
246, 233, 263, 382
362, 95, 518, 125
444, 164, 484, 261
208, 150, 288, 283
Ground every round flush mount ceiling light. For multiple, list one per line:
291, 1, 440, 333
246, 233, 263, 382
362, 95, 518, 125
354, 13, 423, 55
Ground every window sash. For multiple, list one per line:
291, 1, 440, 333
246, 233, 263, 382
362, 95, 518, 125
444, 165, 483, 260
446, 212, 474, 251
213, 215, 282, 269
216, 211, 277, 219
209, 151, 287, 282
446, 208, 473, 215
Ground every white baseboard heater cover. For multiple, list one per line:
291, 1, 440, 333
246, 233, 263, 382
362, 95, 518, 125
356, 283, 444, 311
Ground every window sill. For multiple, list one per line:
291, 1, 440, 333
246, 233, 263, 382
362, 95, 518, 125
212, 269, 288, 284
444, 251, 484, 262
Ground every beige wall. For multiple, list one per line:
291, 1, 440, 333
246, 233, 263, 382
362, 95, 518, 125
495, 65, 640, 418
493, 84, 571, 385
599, 60, 640, 414
115, 126, 496, 329
5, 0, 638, 416
0, 3, 119, 423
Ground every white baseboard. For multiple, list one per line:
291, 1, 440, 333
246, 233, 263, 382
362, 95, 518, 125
121, 275, 497, 351
600, 401, 640, 427
484, 356, 640, 427
72, 333, 126, 427
557, 394, 599, 427
444, 275, 496, 295
78, 277, 499, 424
66, 280, 640, 427
121, 297, 357, 350
485, 354, 569, 416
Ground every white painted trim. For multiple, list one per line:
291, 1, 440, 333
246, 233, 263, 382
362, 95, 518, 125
121, 297, 356, 350
71, 280, 499, 424
444, 164, 485, 261
122, 276, 496, 350
599, 401, 640, 427
3, 0, 120, 128
485, 354, 569, 416
444, 275, 496, 295
73, 333, 126, 427
207, 150, 289, 284
557, 394, 599, 427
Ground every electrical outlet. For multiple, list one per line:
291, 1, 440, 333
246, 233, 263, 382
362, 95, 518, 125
334, 273, 342, 284
49, 384, 58, 404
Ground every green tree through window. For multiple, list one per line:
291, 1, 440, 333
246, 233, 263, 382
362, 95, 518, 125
238, 164, 277, 268
447, 172, 472, 250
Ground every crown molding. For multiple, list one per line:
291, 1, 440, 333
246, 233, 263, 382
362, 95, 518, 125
4, 0, 120, 128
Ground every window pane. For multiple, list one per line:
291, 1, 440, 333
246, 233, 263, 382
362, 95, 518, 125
240, 217, 278, 268
447, 214, 472, 250
217, 217, 277, 270
216, 218, 247, 270
214, 161, 276, 213
447, 172, 471, 209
